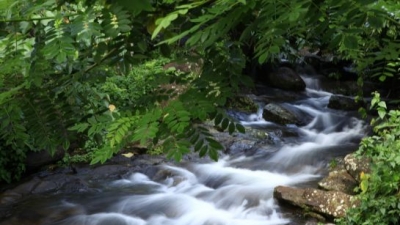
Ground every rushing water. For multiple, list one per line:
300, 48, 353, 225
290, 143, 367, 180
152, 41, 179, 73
1, 76, 368, 225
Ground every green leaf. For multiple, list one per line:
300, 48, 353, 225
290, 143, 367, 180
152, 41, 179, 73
269, 45, 280, 54
258, 52, 268, 64
190, 133, 200, 144
215, 113, 223, 125
199, 145, 208, 157
221, 118, 229, 130
360, 179, 368, 193
228, 122, 235, 134
194, 139, 204, 152
68, 123, 89, 132
116, 0, 153, 15
209, 148, 218, 161
378, 108, 386, 119
152, 13, 179, 39
343, 35, 358, 50
378, 101, 387, 109
368, 16, 384, 29
235, 123, 245, 133
206, 137, 224, 150
289, 12, 300, 22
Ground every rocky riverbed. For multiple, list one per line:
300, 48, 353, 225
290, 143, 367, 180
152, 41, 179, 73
0, 64, 374, 225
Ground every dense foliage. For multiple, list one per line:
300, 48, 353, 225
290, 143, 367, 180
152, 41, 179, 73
0, 0, 248, 182
338, 93, 400, 225
1, 1, 400, 223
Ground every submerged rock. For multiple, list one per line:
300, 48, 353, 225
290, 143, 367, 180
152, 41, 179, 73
274, 186, 358, 218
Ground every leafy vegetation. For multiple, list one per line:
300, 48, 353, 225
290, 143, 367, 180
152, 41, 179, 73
338, 92, 400, 225
0, 0, 247, 182
1, 0, 400, 223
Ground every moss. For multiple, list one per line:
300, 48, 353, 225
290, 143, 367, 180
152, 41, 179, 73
226, 96, 258, 113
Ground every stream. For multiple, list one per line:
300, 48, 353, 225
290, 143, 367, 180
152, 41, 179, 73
0, 76, 368, 225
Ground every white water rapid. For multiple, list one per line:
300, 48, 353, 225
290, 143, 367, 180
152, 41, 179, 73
1, 76, 368, 225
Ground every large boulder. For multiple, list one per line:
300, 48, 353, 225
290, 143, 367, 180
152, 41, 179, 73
274, 186, 358, 218
344, 153, 371, 182
328, 95, 363, 111
267, 67, 306, 91
263, 103, 311, 125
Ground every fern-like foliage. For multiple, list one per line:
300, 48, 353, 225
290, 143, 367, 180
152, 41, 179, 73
2, 0, 397, 183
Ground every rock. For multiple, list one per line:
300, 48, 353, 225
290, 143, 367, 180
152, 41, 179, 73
0, 192, 22, 206
226, 95, 259, 114
328, 95, 363, 111
10, 177, 41, 195
31, 180, 58, 194
25, 148, 65, 172
267, 67, 306, 91
263, 103, 311, 125
318, 169, 358, 195
344, 153, 371, 182
274, 186, 358, 218
60, 178, 90, 193
226, 139, 257, 155
90, 165, 131, 180
255, 85, 308, 102
0, 177, 41, 206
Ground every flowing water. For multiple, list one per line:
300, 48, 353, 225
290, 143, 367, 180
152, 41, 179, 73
1, 76, 368, 225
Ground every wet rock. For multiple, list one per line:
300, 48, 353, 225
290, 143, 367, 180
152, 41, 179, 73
344, 153, 371, 182
0, 177, 41, 206
60, 178, 90, 193
274, 186, 358, 218
0, 192, 22, 206
267, 67, 306, 91
318, 169, 358, 195
226, 95, 259, 114
90, 165, 131, 180
255, 86, 307, 102
226, 139, 257, 155
328, 95, 363, 111
9, 177, 41, 195
151, 166, 193, 186
263, 103, 311, 125
31, 180, 58, 194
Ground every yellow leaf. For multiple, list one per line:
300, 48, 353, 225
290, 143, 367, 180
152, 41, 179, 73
360, 172, 370, 180
122, 152, 134, 158
109, 104, 116, 112
360, 171, 365, 179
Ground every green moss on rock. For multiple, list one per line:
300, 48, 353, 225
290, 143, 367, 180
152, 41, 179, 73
226, 95, 258, 113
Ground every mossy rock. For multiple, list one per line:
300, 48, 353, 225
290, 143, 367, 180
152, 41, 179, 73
226, 95, 258, 113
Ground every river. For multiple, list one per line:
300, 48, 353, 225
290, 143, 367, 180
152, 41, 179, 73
0, 75, 368, 225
